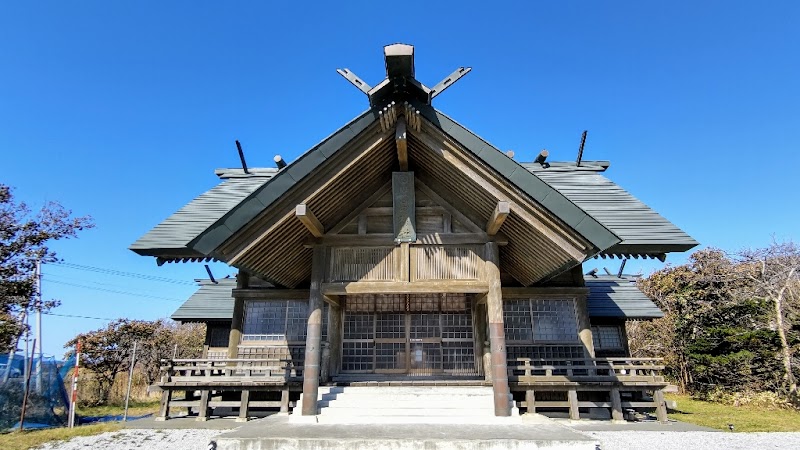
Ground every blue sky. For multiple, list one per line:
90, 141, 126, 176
1, 1, 798, 356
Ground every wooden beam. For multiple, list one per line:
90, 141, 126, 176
486, 201, 510, 236
295, 204, 324, 238
322, 280, 489, 296
396, 116, 408, 171
304, 232, 508, 248
233, 289, 311, 300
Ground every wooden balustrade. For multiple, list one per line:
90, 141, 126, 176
154, 357, 303, 422
509, 357, 666, 382
508, 357, 670, 423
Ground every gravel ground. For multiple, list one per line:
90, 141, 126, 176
591, 431, 800, 450
34, 429, 800, 450
34, 429, 221, 450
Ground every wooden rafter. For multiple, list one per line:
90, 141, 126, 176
486, 201, 510, 236
396, 116, 408, 171
295, 203, 324, 237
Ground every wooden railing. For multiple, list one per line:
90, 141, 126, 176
159, 357, 304, 386
509, 357, 665, 383
154, 357, 303, 422
508, 357, 670, 422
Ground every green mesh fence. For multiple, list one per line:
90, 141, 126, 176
0, 354, 71, 430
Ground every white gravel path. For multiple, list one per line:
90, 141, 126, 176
34, 429, 221, 450
591, 431, 800, 450
33, 428, 800, 450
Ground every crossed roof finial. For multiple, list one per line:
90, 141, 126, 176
337, 44, 471, 108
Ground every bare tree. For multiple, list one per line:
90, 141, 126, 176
738, 240, 800, 399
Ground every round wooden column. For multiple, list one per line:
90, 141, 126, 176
301, 247, 325, 415
485, 242, 511, 416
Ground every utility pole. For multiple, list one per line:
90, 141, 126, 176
123, 342, 138, 421
35, 260, 43, 392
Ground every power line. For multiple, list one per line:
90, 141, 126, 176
51, 262, 197, 286
44, 312, 114, 321
42, 272, 186, 292
44, 279, 184, 302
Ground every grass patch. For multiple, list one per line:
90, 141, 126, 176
667, 393, 800, 432
77, 399, 160, 418
0, 423, 121, 450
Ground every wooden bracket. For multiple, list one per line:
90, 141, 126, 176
396, 116, 408, 171
486, 201, 510, 236
296, 204, 324, 237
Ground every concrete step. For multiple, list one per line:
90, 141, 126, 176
317, 408, 500, 417
315, 414, 524, 424
316, 400, 494, 408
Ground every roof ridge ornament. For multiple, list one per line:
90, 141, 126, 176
337, 44, 471, 108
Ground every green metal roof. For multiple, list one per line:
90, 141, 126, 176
170, 278, 237, 321
130, 169, 277, 259
585, 275, 663, 319
526, 162, 698, 258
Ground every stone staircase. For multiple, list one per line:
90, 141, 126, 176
292, 385, 521, 424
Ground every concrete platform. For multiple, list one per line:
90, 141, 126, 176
214, 414, 598, 450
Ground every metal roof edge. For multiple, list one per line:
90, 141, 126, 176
187, 109, 380, 256
411, 102, 621, 253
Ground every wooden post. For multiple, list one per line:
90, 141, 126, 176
301, 246, 325, 415
228, 271, 248, 358
280, 389, 290, 414
155, 373, 171, 421
485, 242, 511, 416
197, 390, 210, 422
525, 390, 536, 414
610, 387, 624, 421
473, 301, 488, 379
328, 304, 342, 377
575, 295, 594, 358
237, 390, 250, 423
568, 389, 580, 420
654, 389, 668, 423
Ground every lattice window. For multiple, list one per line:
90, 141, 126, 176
345, 295, 376, 312
408, 293, 438, 312
375, 294, 404, 312
592, 325, 624, 350
376, 313, 405, 339
342, 342, 374, 372
410, 313, 441, 339
530, 299, 579, 341
330, 247, 395, 281
442, 342, 476, 374
503, 300, 534, 341
414, 245, 483, 280
375, 343, 405, 369
242, 300, 327, 343
441, 312, 472, 340
344, 313, 374, 340
503, 298, 579, 343
207, 322, 231, 347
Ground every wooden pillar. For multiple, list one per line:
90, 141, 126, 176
197, 390, 210, 421
301, 246, 325, 415
327, 303, 343, 377
155, 385, 171, 421
575, 295, 594, 358
237, 390, 250, 423
485, 242, 511, 416
654, 389, 668, 423
525, 390, 536, 414
568, 389, 580, 420
280, 389, 290, 414
227, 271, 249, 358
473, 301, 489, 380
610, 387, 624, 421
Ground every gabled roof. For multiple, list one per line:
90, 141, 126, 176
170, 278, 237, 321
585, 275, 663, 319
130, 168, 277, 260
526, 162, 698, 259
130, 44, 697, 285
